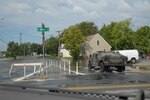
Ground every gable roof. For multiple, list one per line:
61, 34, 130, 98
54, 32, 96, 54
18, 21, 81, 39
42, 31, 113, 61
86, 33, 112, 48
86, 34, 96, 42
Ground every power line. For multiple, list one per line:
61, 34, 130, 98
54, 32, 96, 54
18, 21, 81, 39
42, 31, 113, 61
0, 38, 8, 44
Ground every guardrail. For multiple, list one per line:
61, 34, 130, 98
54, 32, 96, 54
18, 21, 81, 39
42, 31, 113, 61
48, 59, 85, 75
8, 59, 86, 81
9, 63, 43, 81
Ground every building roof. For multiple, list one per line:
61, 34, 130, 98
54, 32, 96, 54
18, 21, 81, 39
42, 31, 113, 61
86, 33, 112, 48
86, 34, 96, 42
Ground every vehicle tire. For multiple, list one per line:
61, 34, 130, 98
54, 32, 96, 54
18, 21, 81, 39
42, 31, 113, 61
122, 66, 125, 71
99, 62, 105, 72
105, 67, 112, 72
117, 66, 125, 72
131, 58, 136, 64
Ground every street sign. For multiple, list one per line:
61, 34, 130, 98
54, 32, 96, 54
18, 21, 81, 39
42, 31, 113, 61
37, 27, 43, 32
37, 27, 49, 32
44, 27, 49, 31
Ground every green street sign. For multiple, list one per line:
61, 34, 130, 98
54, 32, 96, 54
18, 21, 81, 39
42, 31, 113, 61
37, 27, 43, 32
37, 27, 49, 32
44, 27, 49, 31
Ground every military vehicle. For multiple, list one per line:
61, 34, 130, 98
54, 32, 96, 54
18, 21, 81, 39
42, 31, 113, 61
88, 52, 128, 72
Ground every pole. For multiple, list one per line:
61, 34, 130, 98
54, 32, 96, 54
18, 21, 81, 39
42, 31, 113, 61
69, 61, 71, 75
24, 65, 26, 79
76, 62, 79, 75
20, 33, 22, 46
20, 33, 22, 56
42, 23, 45, 64
56, 31, 61, 56
24, 44, 25, 57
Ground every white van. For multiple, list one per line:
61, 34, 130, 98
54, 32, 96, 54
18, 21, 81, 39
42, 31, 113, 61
114, 50, 139, 63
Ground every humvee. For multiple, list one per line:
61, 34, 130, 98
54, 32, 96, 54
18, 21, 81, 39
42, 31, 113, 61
88, 52, 127, 72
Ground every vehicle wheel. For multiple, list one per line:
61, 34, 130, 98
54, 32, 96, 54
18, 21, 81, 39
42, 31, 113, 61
117, 66, 125, 72
131, 58, 136, 64
105, 67, 112, 72
99, 62, 105, 72
122, 66, 125, 71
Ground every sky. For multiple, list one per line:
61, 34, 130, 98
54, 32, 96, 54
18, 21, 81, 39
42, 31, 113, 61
0, 0, 150, 51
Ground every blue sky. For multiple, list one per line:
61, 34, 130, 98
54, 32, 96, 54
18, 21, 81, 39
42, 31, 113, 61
0, 0, 150, 51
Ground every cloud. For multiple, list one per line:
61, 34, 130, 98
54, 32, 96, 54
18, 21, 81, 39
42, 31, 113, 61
72, 6, 86, 13
1, 0, 150, 51
35, 8, 56, 16
0, 2, 32, 15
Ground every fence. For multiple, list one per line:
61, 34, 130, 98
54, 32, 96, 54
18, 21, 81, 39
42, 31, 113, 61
46, 59, 85, 75
8, 59, 85, 81
9, 63, 43, 81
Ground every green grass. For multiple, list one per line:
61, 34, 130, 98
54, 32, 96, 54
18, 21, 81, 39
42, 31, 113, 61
139, 67, 150, 71
45, 54, 72, 60
0, 56, 13, 60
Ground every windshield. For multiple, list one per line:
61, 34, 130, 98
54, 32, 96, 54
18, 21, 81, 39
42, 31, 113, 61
0, 0, 150, 100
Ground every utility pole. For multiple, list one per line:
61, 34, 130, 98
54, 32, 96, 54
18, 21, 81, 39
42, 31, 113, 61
56, 31, 61, 56
23, 43, 25, 57
20, 33, 22, 56
20, 33, 22, 45
37, 23, 49, 63
42, 23, 45, 62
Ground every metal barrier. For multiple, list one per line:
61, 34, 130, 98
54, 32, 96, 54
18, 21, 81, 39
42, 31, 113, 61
48, 59, 85, 75
8, 59, 85, 81
9, 63, 43, 81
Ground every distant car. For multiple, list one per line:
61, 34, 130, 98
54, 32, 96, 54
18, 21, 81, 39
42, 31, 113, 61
114, 50, 139, 64
88, 52, 128, 72
147, 54, 150, 59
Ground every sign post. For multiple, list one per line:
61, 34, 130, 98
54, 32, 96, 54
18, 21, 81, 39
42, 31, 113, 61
37, 23, 49, 64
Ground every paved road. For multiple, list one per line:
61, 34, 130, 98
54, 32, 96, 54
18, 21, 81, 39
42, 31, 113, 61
0, 57, 150, 99
0, 86, 101, 100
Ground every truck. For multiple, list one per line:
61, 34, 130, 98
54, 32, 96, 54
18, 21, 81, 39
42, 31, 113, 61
114, 50, 139, 64
88, 52, 128, 72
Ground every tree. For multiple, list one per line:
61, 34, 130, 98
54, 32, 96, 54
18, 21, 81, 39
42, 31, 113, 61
61, 25, 86, 60
77, 21, 98, 36
99, 18, 134, 50
134, 26, 150, 53
30, 43, 42, 55
46, 36, 59, 55
6, 41, 20, 59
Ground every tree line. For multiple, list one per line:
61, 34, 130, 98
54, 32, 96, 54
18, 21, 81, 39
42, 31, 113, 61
100, 19, 150, 54
6, 36, 59, 59
6, 19, 150, 59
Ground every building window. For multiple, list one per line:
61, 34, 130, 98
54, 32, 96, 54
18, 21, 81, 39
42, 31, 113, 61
97, 40, 99, 45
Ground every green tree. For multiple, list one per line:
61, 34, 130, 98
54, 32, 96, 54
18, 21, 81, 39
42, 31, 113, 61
77, 21, 98, 36
61, 25, 86, 60
46, 36, 59, 55
30, 43, 42, 55
134, 26, 150, 53
18, 43, 42, 56
100, 18, 134, 50
6, 41, 20, 59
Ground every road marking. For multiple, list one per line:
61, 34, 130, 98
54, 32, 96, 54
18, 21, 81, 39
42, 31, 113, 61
63, 84, 150, 91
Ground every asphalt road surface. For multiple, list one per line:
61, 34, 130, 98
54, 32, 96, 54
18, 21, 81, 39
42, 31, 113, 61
0, 57, 150, 100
